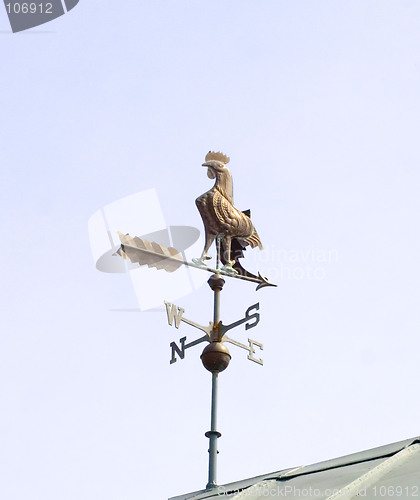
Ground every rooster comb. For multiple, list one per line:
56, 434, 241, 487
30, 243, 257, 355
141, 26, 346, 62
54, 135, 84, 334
205, 151, 230, 164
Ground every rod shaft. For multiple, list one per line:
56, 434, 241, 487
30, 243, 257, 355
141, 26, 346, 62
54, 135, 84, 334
213, 236, 221, 330
207, 372, 219, 489
213, 286, 220, 329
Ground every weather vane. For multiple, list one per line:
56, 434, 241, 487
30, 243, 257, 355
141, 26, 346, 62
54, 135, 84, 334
114, 151, 276, 491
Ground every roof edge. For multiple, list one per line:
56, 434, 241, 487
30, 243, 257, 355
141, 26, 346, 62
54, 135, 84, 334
168, 435, 420, 500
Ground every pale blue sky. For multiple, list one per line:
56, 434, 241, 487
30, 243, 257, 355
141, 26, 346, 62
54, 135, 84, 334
1, 2, 420, 499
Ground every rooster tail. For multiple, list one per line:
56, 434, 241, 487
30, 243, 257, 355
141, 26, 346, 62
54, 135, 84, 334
247, 229, 263, 250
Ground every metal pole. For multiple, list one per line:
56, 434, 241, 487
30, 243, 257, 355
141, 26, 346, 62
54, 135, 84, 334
206, 372, 220, 489
206, 285, 221, 489
205, 247, 224, 489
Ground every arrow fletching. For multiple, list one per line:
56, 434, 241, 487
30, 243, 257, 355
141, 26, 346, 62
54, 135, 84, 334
114, 232, 184, 272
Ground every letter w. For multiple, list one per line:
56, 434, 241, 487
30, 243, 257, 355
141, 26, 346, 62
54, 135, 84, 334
164, 301, 185, 328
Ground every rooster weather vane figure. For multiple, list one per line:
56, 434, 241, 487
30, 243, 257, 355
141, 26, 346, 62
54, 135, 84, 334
193, 151, 263, 278
115, 151, 274, 289
114, 151, 276, 492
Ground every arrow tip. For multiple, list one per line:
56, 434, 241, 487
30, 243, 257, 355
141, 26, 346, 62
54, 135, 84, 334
256, 272, 277, 291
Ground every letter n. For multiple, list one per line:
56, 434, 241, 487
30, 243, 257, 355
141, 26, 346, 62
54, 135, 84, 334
170, 337, 187, 364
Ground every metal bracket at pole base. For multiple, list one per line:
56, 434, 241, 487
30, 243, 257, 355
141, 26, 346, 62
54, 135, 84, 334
206, 426, 221, 489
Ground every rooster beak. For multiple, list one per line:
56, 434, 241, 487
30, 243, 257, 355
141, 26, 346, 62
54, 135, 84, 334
202, 163, 209, 167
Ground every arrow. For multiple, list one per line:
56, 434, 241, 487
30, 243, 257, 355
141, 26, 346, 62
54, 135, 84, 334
114, 233, 277, 291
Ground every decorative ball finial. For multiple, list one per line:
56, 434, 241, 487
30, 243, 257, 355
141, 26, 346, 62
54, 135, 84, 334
201, 342, 231, 373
